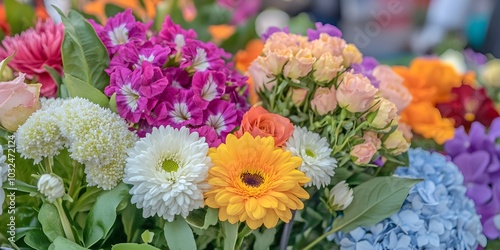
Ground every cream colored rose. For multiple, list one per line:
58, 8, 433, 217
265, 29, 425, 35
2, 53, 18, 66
363, 131, 382, 150
383, 129, 410, 156
291, 88, 308, 107
0, 73, 41, 131
313, 53, 343, 83
342, 43, 363, 67
483, 59, 500, 87
309, 33, 346, 58
370, 97, 398, 130
336, 72, 377, 113
283, 49, 316, 80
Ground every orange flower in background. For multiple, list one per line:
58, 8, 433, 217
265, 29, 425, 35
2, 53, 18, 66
34, 0, 49, 20
0, 4, 9, 35
84, 0, 160, 22
235, 106, 294, 147
205, 133, 309, 229
407, 58, 462, 104
208, 24, 235, 44
235, 39, 264, 105
400, 103, 454, 144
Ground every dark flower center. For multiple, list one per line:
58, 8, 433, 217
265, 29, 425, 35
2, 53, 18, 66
240, 172, 264, 187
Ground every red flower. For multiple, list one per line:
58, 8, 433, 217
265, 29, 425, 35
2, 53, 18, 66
436, 85, 499, 130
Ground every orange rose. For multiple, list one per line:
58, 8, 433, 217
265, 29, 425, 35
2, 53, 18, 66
235, 106, 294, 146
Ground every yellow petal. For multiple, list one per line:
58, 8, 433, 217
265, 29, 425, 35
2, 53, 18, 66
227, 202, 244, 216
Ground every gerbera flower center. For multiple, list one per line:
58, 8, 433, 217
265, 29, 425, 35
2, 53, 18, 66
305, 148, 316, 158
240, 172, 264, 187
161, 159, 179, 172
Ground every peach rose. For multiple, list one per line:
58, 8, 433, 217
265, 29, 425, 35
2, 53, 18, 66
373, 65, 412, 113
0, 73, 41, 131
342, 44, 363, 67
363, 131, 381, 150
248, 60, 276, 91
310, 86, 337, 115
350, 142, 377, 165
336, 72, 377, 113
313, 53, 343, 83
291, 88, 308, 107
235, 106, 294, 146
383, 129, 410, 156
369, 97, 398, 130
309, 33, 346, 58
283, 49, 316, 80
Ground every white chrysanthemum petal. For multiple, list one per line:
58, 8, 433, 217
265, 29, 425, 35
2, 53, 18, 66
124, 126, 212, 222
285, 126, 337, 188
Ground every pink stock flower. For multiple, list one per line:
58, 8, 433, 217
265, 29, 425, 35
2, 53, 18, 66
0, 19, 64, 97
192, 70, 226, 109
181, 40, 228, 72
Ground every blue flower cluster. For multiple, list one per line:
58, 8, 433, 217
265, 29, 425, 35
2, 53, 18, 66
330, 148, 487, 249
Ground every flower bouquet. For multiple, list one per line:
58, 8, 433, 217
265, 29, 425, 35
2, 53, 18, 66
0, 3, 488, 250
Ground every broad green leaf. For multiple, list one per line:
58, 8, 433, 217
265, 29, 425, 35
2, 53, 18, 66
253, 228, 276, 250
222, 221, 238, 250
59, 9, 110, 91
39, 203, 65, 242
4, 0, 35, 34
121, 201, 145, 243
164, 217, 197, 250
112, 243, 161, 250
44, 65, 66, 98
64, 74, 109, 108
83, 183, 130, 248
109, 93, 118, 113
186, 207, 218, 230
13, 180, 38, 194
24, 229, 52, 250
0, 52, 15, 76
332, 176, 421, 233
50, 236, 88, 250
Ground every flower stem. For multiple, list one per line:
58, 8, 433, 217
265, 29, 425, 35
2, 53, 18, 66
68, 161, 80, 199
44, 157, 53, 174
55, 199, 75, 242
303, 225, 340, 250
279, 210, 296, 250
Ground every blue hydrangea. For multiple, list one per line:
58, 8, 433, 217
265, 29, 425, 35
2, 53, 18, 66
330, 148, 487, 250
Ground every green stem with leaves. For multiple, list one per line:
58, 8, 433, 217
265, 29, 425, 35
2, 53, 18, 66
68, 160, 81, 199
44, 157, 54, 174
303, 224, 342, 250
55, 199, 75, 242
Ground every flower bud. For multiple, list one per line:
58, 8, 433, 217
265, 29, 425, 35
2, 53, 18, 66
37, 174, 65, 203
350, 142, 377, 165
383, 129, 410, 156
328, 180, 353, 211
370, 97, 398, 130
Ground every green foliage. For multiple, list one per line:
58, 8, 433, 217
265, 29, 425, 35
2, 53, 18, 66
39, 204, 65, 242
332, 176, 421, 233
4, 0, 35, 34
164, 217, 197, 250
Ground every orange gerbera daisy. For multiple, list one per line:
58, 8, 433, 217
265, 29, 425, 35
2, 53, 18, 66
205, 132, 310, 230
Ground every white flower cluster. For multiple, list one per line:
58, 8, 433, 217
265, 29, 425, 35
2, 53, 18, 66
16, 98, 137, 190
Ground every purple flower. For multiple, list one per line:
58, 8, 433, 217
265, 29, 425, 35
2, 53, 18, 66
203, 99, 237, 139
192, 70, 226, 109
262, 26, 289, 42
217, 0, 261, 25
180, 40, 228, 72
108, 43, 171, 73
454, 151, 492, 205
190, 125, 222, 147
164, 67, 191, 89
464, 48, 488, 66
307, 22, 342, 41
107, 67, 149, 123
153, 89, 203, 128
91, 9, 149, 54
351, 57, 380, 87
156, 16, 197, 53
137, 62, 169, 98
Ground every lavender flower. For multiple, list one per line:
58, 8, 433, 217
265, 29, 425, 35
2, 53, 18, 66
351, 57, 380, 87
307, 22, 342, 41
331, 148, 487, 249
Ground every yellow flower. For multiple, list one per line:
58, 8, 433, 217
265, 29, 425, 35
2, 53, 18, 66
205, 133, 310, 230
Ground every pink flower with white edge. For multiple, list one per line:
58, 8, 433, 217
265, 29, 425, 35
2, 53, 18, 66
310, 86, 337, 116
336, 72, 377, 113
157, 16, 197, 53
0, 73, 41, 131
373, 65, 412, 113
181, 40, 228, 72
0, 19, 63, 97
203, 99, 237, 138
154, 89, 203, 128
192, 71, 226, 109
350, 142, 377, 165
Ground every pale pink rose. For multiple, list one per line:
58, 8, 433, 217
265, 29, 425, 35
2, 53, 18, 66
373, 65, 412, 112
397, 122, 413, 142
342, 44, 363, 67
291, 88, 308, 107
248, 60, 276, 91
383, 129, 410, 156
336, 72, 377, 113
264, 32, 307, 55
370, 97, 398, 130
309, 33, 347, 58
363, 131, 382, 150
313, 53, 343, 82
350, 142, 377, 165
0, 73, 41, 131
0, 19, 64, 98
310, 86, 337, 115
283, 49, 316, 80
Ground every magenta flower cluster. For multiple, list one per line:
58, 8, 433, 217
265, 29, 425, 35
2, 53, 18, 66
90, 9, 250, 146
444, 118, 500, 239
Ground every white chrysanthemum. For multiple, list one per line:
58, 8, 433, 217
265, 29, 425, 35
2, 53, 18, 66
1, 146, 8, 215
37, 174, 65, 203
124, 126, 212, 222
285, 126, 337, 188
16, 97, 137, 190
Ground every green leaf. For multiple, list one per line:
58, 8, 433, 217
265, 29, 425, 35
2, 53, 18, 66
222, 221, 238, 250
186, 207, 218, 230
112, 243, 161, 250
109, 93, 118, 113
0, 51, 15, 76
4, 0, 35, 34
163, 216, 197, 250
252, 228, 276, 250
39, 203, 65, 242
121, 201, 145, 243
83, 183, 130, 248
59, 9, 110, 91
13, 180, 38, 194
64, 74, 109, 108
332, 176, 421, 233
44, 65, 66, 98
24, 229, 52, 250
50, 236, 88, 250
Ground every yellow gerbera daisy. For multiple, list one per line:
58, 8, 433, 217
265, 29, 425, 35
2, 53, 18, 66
205, 132, 310, 230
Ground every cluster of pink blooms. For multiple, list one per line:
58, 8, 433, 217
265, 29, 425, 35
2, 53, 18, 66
91, 10, 249, 146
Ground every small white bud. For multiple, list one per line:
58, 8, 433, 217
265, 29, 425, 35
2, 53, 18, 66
37, 174, 65, 203
328, 180, 353, 211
